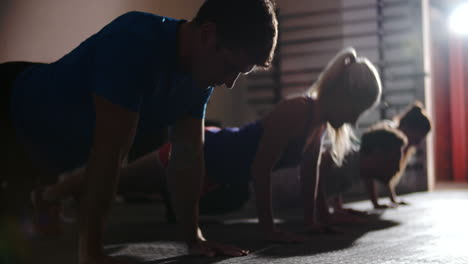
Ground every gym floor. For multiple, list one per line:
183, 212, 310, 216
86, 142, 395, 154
4, 183, 468, 264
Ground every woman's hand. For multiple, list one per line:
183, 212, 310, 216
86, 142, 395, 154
392, 199, 410, 206
374, 203, 397, 209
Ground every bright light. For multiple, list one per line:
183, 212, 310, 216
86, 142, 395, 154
449, 3, 468, 35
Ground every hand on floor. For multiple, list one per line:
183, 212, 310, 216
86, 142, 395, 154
393, 200, 410, 206
374, 203, 397, 209
188, 240, 249, 257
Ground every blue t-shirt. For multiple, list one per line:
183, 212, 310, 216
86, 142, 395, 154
10, 11, 214, 173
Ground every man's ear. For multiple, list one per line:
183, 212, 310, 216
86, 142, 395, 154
199, 22, 217, 49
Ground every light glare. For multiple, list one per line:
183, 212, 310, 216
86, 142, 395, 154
449, 3, 468, 35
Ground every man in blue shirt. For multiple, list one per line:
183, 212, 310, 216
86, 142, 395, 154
3, 0, 278, 263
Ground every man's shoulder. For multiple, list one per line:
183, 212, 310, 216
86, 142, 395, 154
97, 11, 179, 40
94, 11, 181, 66
112, 11, 178, 29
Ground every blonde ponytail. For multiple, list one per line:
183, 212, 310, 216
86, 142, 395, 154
309, 47, 382, 166
326, 123, 358, 166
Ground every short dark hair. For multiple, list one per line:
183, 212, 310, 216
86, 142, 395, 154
360, 128, 407, 156
193, 0, 278, 69
398, 101, 432, 136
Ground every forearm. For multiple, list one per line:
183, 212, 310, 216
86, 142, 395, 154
388, 184, 398, 204
78, 148, 123, 258
315, 178, 331, 223
363, 176, 379, 207
300, 147, 321, 223
300, 164, 318, 223
167, 152, 204, 243
253, 170, 275, 232
311, 148, 345, 224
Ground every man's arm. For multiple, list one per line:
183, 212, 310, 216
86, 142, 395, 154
167, 116, 248, 256
79, 94, 138, 263
167, 116, 204, 244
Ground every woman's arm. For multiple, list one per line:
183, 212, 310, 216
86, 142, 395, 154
251, 98, 309, 242
360, 165, 392, 209
387, 146, 416, 205
300, 131, 327, 226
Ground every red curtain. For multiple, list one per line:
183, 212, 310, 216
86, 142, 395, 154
432, 24, 468, 182
447, 34, 468, 181
432, 23, 452, 181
